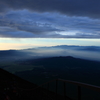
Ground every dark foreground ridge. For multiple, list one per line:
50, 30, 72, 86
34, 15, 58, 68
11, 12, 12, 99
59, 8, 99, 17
0, 68, 37, 100
0, 68, 65, 100
1, 68, 100, 100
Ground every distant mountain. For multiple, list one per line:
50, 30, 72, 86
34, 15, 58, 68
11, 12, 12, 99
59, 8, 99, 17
0, 50, 33, 62
0, 45, 100, 62
0, 50, 24, 57
15, 56, 100, 86
20, 56, 100, 68
78, 46, 100, 52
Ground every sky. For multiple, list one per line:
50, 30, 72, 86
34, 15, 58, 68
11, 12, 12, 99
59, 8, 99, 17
0, 0, 100, 50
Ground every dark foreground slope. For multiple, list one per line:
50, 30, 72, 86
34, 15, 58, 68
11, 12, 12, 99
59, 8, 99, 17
0, 68, 38, 100
0, 68, 66, 100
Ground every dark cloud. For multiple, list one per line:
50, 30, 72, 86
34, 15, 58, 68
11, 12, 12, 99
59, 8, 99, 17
0, 11, 64, 38
17, 25, 63, 34
0, 10, 100, 38
0, 0, 100, 18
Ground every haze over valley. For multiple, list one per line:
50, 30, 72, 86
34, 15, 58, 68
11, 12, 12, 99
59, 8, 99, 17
0, 45, 100, 87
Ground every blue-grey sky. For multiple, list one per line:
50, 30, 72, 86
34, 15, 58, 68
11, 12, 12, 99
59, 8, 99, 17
0, 0, 100, 50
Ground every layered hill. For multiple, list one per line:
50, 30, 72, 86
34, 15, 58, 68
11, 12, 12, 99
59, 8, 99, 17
15, 56, 100, 85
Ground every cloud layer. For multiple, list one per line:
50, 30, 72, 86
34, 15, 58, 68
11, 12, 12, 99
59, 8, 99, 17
0, 0, 100, 38
0, 10, 100, 38
0, 0, 100, 18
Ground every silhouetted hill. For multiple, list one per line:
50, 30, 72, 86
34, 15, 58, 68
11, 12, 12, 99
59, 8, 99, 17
15, 56, 100, 86
0, 50, 24, 57
20, 56, 100, 69
0, 50, 16, 56
0, 50, 32, 62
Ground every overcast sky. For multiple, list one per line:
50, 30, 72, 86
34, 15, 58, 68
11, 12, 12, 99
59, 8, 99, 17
0, 0, 100, 50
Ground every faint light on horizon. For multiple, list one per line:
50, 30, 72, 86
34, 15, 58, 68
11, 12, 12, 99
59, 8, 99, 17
0, 38, 100, 50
